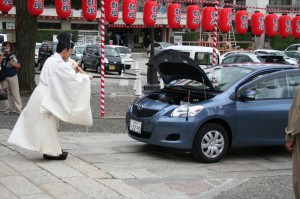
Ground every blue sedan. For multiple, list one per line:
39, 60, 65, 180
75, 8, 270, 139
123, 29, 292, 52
126, 49, 300, 163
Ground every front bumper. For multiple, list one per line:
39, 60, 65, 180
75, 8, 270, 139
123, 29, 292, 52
126, 110, 199, 150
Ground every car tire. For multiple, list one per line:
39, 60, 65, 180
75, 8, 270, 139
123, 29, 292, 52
125, 65, 131, 69
193, 123, 229, 163
96, 65, 101, 74
81, 62, 86, 71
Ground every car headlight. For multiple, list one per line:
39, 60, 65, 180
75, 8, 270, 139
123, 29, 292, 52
170, 104, 204, 117
121, 58, 125, 64
104, 58, 108, 63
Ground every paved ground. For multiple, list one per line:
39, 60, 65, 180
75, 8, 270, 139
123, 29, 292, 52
0, 54, 295, 198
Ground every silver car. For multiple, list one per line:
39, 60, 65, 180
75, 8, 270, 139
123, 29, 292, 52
147, 42, 173, 58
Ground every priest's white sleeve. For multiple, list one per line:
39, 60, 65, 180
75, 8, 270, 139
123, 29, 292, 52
41, 61, 93, 126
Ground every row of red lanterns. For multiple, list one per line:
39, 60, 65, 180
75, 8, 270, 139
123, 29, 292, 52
2, 1, 300, 38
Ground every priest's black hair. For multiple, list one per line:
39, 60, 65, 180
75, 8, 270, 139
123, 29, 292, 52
56, 32, 75, 53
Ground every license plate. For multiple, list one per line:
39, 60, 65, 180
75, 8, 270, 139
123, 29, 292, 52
109, 65, 115, 70
129, 119, 142, 134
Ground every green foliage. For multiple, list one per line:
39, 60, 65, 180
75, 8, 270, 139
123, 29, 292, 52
235, 33, 252, 49
270, 35, 300, 50
183, 32, 200, 41
35, 29, 79, 43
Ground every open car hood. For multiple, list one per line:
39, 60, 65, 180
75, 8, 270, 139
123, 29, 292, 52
147, 49, 216, 91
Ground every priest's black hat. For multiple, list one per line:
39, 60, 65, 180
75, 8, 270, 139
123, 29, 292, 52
56, 32, 75, 49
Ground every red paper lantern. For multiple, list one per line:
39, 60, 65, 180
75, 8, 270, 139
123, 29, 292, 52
292, 14, 300, 39
55, 0, 71, 19
143, 0, 158, 27
235, 10, 248, 34
202, 7, 216, 31
186, 5, 201, 31
219, 8, 232, 33
122, 0, 137, 25
0, 0, 13, 14
105, 0, 119, 24
251, 11, 264, 36
278, 14, 291, 38
265, 13, 278, 37
27, 0, 44, 17
167, 3, 181, 29
82, 0, 97, 21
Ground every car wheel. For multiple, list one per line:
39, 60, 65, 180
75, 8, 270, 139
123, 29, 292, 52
125, 65, 131, 69
81, 62, 86, 71
193, 123, 229, 163
96, 65, 101, 74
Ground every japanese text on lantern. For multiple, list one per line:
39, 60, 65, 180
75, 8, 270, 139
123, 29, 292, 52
34, 0, 43, 10
174, 8, 180, 23
193, 10, 200, 24
128, 3, 136, 18
110, 2, 118, 17
87, 0, 95, 14
151, 5, 158, 21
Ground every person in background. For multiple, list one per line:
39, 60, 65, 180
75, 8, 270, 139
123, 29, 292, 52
285, 86, 300, 198
7, 32, 93, 161
0, 41, 22, 115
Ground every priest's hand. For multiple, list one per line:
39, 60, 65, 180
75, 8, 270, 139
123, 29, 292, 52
285, 140, 294, 152
88, 73, 93, 80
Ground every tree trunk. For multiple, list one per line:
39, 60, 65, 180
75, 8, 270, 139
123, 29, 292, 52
15, 1, 37, 93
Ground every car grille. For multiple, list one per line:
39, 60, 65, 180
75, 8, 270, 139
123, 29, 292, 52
128, 128, 152, 139
132, 105, 159, 118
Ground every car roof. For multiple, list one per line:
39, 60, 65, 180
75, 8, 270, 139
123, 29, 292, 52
219, 62, 295, 70
106, 45, 129, 48
165, 45, 220, 53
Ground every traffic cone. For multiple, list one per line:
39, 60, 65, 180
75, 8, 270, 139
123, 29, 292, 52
119, 70, 128, 86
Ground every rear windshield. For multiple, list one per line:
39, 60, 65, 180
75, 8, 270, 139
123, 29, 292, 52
257, 56, 286, 64
194, 52, 217, 65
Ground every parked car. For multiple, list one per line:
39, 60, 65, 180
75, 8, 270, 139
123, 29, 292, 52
147, 42, 173, 57
221, 52, 289, 65
284, 43, 300, 52
35, 42, 41, 66
164, 45, 220, 69
73, 44, 86, 62
284, 50, 300, 62
37, 41, 58, 70
253, 49, 298, 65
81, 45, 125, 75
126, 49, 299, 163
106, 45, 134, 69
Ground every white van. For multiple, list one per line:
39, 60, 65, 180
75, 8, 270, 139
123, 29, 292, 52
164, 45, 221, 69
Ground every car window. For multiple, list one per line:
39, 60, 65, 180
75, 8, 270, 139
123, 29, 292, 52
235, 55, 252, 63
205, 66, 253, 91
92, 47, 98, 55
241, 71, 300, 100
192, 52, 216, 65
116, 47, 130, 54
222, 56, 236, 64
74, 47, 84, 54
105, 47, 119, 57
287, 45, 298, 51
86, 47, 93, 54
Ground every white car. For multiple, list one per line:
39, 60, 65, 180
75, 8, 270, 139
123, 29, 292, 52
221, 52, 293, 65
35, 42, 41, 66
164, 45, 221, 69
106, 45, 133, 69
253, 49, 298, 65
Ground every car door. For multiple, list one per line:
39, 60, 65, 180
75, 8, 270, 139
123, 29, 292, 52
235, 69, 300, 145
90, 47, 100, 70
84, 46, 93, 67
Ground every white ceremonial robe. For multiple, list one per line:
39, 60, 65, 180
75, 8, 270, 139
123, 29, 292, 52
7, 53, 93, 156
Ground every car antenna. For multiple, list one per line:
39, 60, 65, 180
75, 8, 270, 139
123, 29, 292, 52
186, 90, 190, 122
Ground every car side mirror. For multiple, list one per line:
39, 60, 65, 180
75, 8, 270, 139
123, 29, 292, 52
238, 90, 256, 101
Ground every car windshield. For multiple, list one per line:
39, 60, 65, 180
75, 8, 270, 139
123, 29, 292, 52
194, 52, 216, 65
105, 47, 120, 57
116, 47, 130, 54
205, 66, 253, 91
75, 47, 84, 54
160, 42, 173, 48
